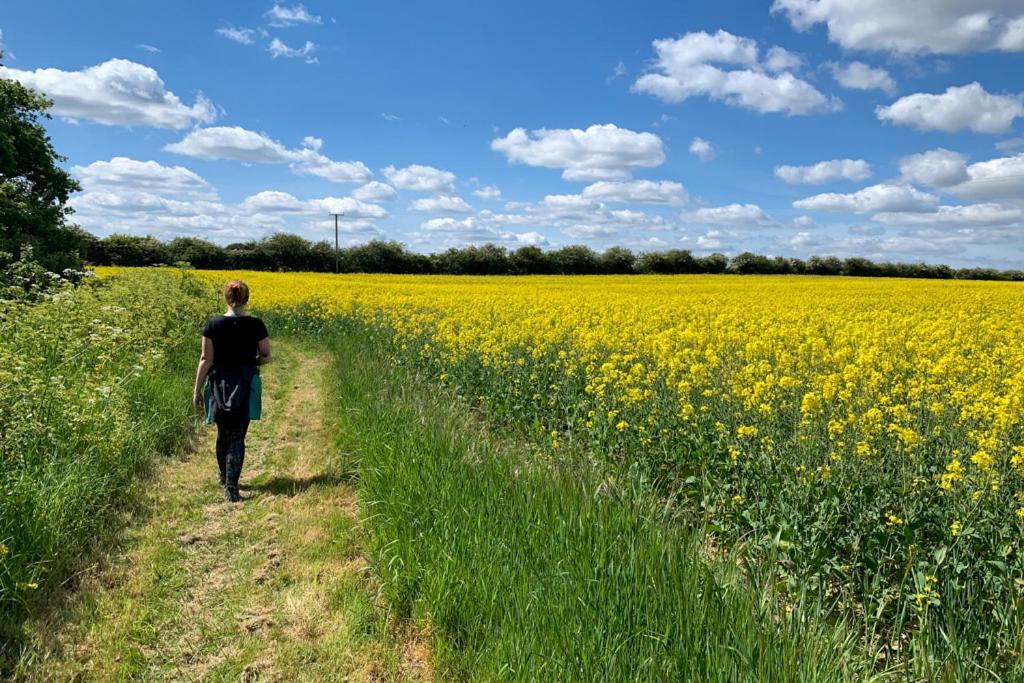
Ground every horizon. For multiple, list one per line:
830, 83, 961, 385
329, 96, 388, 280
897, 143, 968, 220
2, 1, 1024, 268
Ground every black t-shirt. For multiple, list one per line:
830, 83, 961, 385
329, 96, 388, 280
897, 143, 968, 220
202, 315, 269, 368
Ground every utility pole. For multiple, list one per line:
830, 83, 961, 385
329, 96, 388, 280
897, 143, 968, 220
329, 212, 343, 273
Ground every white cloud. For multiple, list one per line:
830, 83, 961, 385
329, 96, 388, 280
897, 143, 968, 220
68, 162, 391, 243
422, 217, 481, 232
632, 30, 840, 116
410, 195, 474, 213
240, 190, 308, 212
514, 231, 549, 246
266, 3, 322, 26
308, 196, 388, 219
898, 148, 968, 187
382, 164, 456, 192
949, 152, 1024, 200
165, 126, 289, 161
0, 59, 216, 129
772, 0, 1024, 54
217, 27, 261, 44
498, 195, 672, 235
239, 190, 388, 220
681, 203, 774, 226
581, 180, 688, 205
689, 137, 716, 161
876, 82, 1024, 134
490, 124, 665, 181
473, 185, 502, 200
352, 181, 398, 202
696, 229, 732, 250
419, 216, 548, 247
829, 61, 896, 94
138, 44, 160, 53
73, 157, 216, 198
607, 60, 627, 83
873, 203, 1024, 226
562, 225, 620, 238
380, 112, 400, 122
540, 194, 599, 214
764, 46, 803, 72
288, 146, 371, 183
779, 231, 834, 248
996, 137, 1024, 153
775, 158, 872, 184
793, 183, 938, 212
268, 38, 318, 63
164, 126, 372, 183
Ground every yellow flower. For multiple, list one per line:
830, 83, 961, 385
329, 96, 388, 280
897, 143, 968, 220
938, 459, 964, 491
970, 449, 993, 471
885, 512, 904, 527
950, 520, 962, 537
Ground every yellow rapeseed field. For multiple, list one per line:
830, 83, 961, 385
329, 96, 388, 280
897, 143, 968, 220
111, 267, 1024, 653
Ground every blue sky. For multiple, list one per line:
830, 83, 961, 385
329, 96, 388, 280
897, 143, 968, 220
2, 0, 1024, 266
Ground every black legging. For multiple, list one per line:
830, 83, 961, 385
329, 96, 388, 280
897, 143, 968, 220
215, 419, 250, 490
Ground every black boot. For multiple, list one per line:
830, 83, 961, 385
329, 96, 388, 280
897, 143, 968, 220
224, 486, 241, 503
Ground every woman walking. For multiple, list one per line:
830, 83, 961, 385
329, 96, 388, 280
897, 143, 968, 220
193, 280, 271, 502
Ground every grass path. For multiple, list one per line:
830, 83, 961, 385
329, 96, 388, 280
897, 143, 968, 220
14, 340, 430, 682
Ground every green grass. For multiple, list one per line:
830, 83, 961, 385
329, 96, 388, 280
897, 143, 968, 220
0, 270, 218, 672
323, 324, 877, 681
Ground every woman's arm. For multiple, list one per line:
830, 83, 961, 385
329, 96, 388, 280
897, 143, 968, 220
193, 337, 214, 407
257, 337, 272, 366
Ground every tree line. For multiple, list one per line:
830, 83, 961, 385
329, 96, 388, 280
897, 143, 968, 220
84, 232, 1024, 281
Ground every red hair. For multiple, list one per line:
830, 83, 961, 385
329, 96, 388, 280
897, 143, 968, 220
224, 280, 250, 307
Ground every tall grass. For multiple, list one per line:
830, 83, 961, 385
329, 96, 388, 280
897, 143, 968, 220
0, 270, 217, 669
322, 323, 875, 681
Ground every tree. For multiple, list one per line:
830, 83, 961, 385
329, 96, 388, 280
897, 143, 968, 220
348, 240, 427, 273
806, 255, 843, 276
0, 51, 84, 271
637, 249, 698, 274
550, 245, 599, 274
698, 253, 728, 273
599, 246, 637, 274
842, 257, 878, 277
431, 245, 512, 275
93, 234, 170, 266
257, 233, 313, 271
510, 245, 553, 274
728, 251, 772, 274
167, 237, 226, 269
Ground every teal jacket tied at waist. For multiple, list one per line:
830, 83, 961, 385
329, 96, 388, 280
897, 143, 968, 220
204, 367, 262, 424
